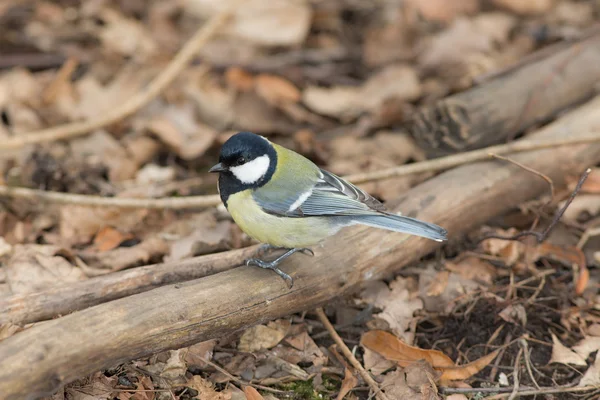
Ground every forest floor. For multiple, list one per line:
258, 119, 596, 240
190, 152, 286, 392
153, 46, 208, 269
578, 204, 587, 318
1, 1, 600, 399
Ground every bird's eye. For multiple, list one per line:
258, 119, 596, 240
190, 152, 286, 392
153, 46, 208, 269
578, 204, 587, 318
236, 156, 246, 165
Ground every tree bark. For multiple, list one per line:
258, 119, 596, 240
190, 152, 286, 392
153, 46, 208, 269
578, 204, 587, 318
2, 96, 600, 400
407, 31, 600, 156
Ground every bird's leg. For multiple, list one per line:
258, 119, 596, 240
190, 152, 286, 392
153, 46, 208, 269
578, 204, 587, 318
246, 247, 314, 288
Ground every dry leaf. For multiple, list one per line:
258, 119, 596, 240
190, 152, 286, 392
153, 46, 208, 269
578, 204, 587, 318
129, 376, 155, 400
359, 64, 422, 109
79, 236, 169, 272
426, 270, 450, 296
5, 245, 85, 294
185, 339, 218, 368
361, 330, 454, 368
69, 130, 138, 182
60, 206, 149, 247
160, 350, 188, 385
572, 336, 600, 360
302, 86, 360, 120
579, 352, 600, 387
166, 218, 232, 262
560, 195, 600, 224
243, 386, 265, 400
418, 267, 481, 314
254, 74, 301, 106
481, 231, 526, 267
491, 0, 554, 15
381, 362, 441, 400
281, 330, 327, 366
303, 65, 421, 120
439, 349, 500, 383
498, 304, 527, 326
363, 347, 395, 376
226, 67, 255, 92
405, 0, 478, 22
239, 320, 291, 352
65, 372, 118, 400
363, 330, 498, 383
93, 226, 133, 252
98, 8, 157, 59
444, 257, 498, 285
146, 104, 217, 160
184, 0, 312, 46
418, 14, 515, 87
337, 365, 359, 400
360, 277, 423, 343
135, 164, 176, 185
186, 375, 232, 400
549, 333, 587, 366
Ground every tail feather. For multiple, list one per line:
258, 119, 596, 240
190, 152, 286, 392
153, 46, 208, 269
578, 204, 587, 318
351, 213, 447, 242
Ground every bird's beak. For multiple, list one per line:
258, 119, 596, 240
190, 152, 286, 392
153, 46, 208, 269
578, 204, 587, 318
209, 162, 227, 173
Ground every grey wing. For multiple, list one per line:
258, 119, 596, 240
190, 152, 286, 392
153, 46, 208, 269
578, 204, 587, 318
253, 169, 384, 218
316, 169, 386, 211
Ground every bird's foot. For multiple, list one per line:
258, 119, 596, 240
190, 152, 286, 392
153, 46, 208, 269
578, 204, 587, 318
246, 258, 294, 288
245, 247, 314, 288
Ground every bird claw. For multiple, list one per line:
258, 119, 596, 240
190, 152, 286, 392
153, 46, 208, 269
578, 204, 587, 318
246, 258, 294, 288
245, 247, 313, 289
298, 248, 314, 257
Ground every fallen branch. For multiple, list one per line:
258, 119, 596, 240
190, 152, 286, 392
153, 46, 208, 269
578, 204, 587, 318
408, 31, 600, 155
1, 95, 600, 399
0, 246, 258, 326
0, 5, 235, 152
0, 135, 598, 209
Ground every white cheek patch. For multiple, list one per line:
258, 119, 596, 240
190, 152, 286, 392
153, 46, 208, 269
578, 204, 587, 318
230, 154, 270, 184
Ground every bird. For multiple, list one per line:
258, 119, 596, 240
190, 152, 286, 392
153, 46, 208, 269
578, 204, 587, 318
209, 131, 447, 288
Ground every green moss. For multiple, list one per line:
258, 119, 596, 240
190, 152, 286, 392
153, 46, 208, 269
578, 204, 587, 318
278, 376, 341, 400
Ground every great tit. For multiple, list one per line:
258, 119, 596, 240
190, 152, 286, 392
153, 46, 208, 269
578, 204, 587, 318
209, 131, 447, 288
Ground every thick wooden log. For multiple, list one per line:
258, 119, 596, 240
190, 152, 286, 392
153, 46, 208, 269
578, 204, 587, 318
408, 31, 600, 156
0, 246, 258, 326
2, 96, 600, 399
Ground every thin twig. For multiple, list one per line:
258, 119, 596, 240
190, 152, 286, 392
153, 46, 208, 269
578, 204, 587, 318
485, 385, 600, 399
346, 135, 600, 184
196, 356, 289, 395
0, 186, 221, 209
507, 346, 523, 400
480, 168, 592, 243
0, 5, 236, 152
440, 385, 600, 396
489, 332, 512, 382
489, 153, 555, 200
520, 339, 540, 390
0, 137, 599, 209
315, 308, 389, 400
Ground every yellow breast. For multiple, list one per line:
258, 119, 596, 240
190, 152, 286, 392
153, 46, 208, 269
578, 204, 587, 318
227, 190, 336, 248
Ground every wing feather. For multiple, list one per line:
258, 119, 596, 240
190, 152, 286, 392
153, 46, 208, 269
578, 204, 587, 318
253, 168, 385, 218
